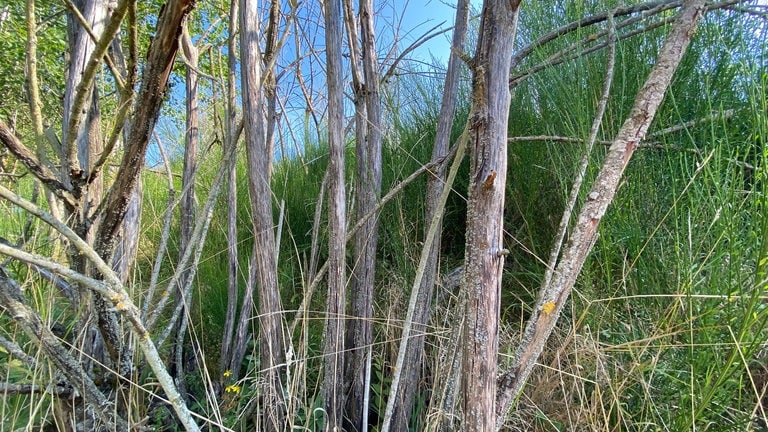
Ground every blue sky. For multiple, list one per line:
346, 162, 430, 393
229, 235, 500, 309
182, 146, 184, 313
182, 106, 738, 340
149, 0, 482, 166
386, 0, 480, 63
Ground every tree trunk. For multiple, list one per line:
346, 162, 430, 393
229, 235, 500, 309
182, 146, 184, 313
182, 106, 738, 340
220, 0, 240, 378
342, 0, 383, 430
322, 0, 347, 429
390, 1, 470, 430
460, 1, 521, 431
171, 21, 200, 400
495, 0, 707, 424
240, 0, 287, 429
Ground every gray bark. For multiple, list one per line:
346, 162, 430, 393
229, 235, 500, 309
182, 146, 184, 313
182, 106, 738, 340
322, 0, 347, 429
460, 1, 520, 431
342, 0, 383, 430
220, 0, 240, 377
389, 1, 470, 430
240, 0, 288, 429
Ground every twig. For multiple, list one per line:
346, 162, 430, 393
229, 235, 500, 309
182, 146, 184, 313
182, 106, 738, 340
539, 9, 617, 301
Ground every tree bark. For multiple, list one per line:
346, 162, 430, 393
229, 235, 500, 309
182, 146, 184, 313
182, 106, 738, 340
172, 20, 200, 400
460, 1, 520, 431
322, 0, 347, 429
220, 0, 240, 378
240, 0, 288, 429
389, 1, 469, 430
495, 0, 707, 425
342, 0, 383, 430
95, 0, 196, 260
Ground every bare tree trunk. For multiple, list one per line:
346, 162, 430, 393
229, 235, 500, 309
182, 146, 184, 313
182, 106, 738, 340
171, 21, 200, 400
495, 0, 707, 425
460, 2, 521, 431
240, 0, 287, 429
110, 0, 140, 288
342, 0, 382, 430
389, 1, 470, 430
322, 0, 347, 430
60, 0, 110, 426
220, 0, 240, 378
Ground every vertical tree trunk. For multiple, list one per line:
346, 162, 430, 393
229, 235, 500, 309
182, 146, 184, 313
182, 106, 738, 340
390, 1, 470, 430
495, 0, 707, 424
173, 21, 200, 399
240, 0, 287, 429
342, 0, 382, 429
220, 0, 240, 378
60, 0, 109, 426
323, 0, 347, 429
461, 1, 520, 431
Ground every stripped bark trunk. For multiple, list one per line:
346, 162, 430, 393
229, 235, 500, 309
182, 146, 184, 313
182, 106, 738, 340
342, 0, 383, 430
389, 1, 469, 430
220, 0, 240, 377
460, 1, 520, 431
230, 0, 282, 381
240, 0, 287, 429
172, 21, 200, 400
322, 0, 347, 429
495, 0, 707, 425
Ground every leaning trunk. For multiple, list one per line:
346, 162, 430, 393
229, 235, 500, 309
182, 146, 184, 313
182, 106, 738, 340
495, 0, 707, 424
390, 0, 470, 429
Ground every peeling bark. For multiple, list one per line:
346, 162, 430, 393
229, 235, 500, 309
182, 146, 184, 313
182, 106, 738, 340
240, 0, 287, 429
460, 1, 521, 431
322, 0, 347, 429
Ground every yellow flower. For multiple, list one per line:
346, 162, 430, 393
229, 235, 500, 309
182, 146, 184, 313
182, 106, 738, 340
223, 370, 232, 378
225, 384, 241, 394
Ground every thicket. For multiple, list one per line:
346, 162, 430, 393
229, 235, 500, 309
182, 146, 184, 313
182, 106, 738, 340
1, 1, 767, 431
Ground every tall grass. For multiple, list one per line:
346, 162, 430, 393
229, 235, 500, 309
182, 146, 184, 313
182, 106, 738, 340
1, 4, 765, 431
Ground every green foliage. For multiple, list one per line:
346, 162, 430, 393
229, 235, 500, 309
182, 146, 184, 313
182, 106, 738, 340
0, 0, 67, 127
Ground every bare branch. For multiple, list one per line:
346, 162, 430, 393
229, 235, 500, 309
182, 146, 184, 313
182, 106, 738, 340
0, 268, 129, 430
496, 0, 709, 421
0, 121, 76, 209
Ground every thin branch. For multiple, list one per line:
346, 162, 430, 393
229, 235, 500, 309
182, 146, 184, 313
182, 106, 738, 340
0, 382, 74, 397
381, 23, 453, 84
381, 124, 468, 432
290, 142, 459, 332
0, 184, 201, 432
0, 332, 38, 368
540, 9, 616, 324
0, 121, 76, 209
61, 0, 126, 90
